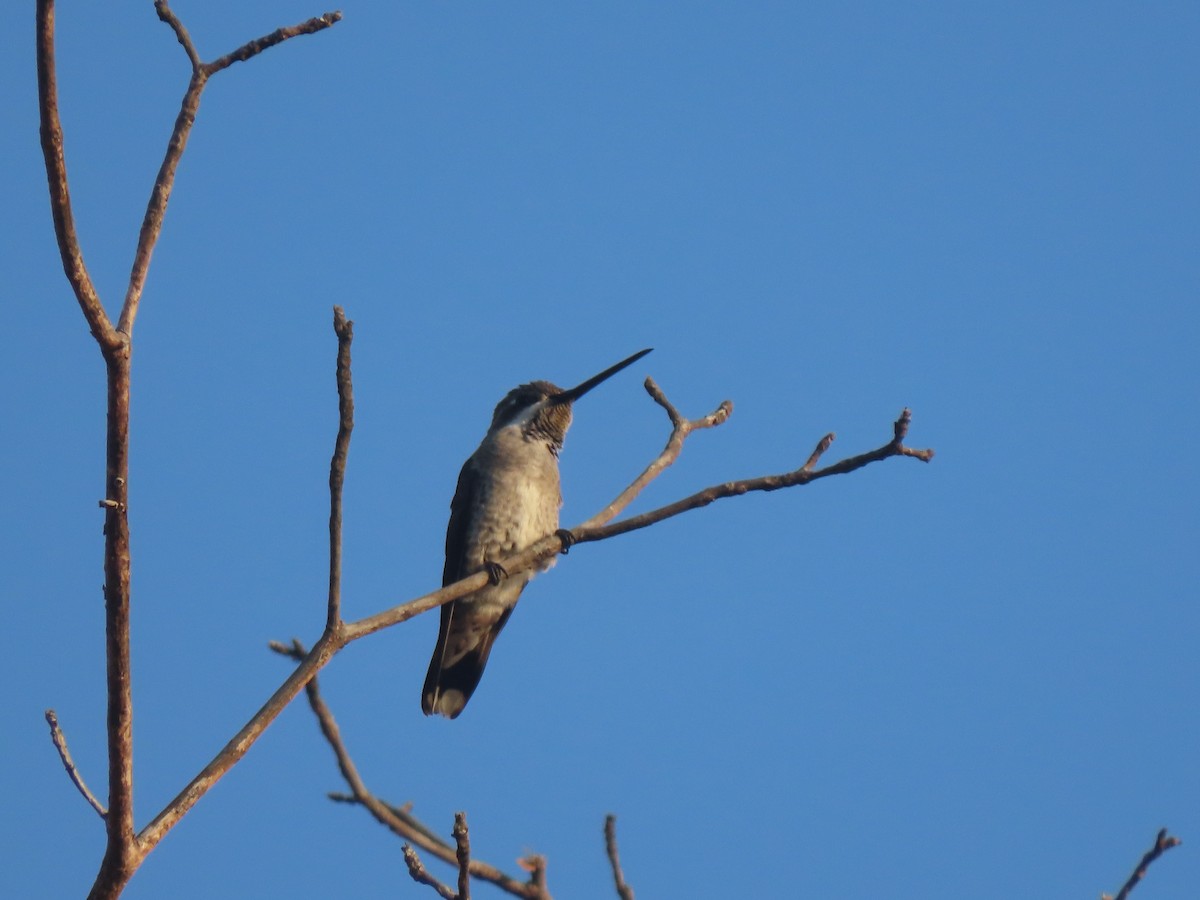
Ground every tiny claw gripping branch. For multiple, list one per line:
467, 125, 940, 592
484, 561, 508, 585
554, 528, 576, 554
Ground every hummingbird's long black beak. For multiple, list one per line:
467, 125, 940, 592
551, 348, 653, 405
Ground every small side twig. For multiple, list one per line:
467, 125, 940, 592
454, 812, 472, 900
44, 710, 106, 820
571, 404, 932, 546
404, 845, 457, 900
604, 815, 635, 900
579, 377, 732, 530
204, 10, 342, 75
520, 855, 548, 895
1103, 828, 1181, 900
269, 640, 549, 899
153, 1, 201, 69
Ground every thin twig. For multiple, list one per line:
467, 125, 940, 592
1103, 829, 1181, 900
404, 845, 458, 900
324, 792, 450, 850
570, 406, 933, 546
117, 67, 204, 337
522, 856, 549, 896
120, 3, 341, 337
604, 815, 635, 900
579, 378, 732, 530
328, 307, 354, 629
154, 1, 201, 70
204, 11, 343, 75
454, 813, 472, 900
44, 710, 106, 820
268, 640, 550, 899
35, 0, 118, 353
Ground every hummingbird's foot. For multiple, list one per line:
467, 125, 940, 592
484, 560, 508, 585
555, 528, 576, 555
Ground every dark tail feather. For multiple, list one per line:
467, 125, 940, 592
421, 607, 512, 718
421, 638, 494, 718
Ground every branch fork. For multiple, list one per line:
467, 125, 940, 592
37, 3, 340, 897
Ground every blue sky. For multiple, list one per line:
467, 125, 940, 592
3, 2, 1198, 897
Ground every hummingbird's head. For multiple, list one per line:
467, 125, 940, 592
486, 348, 653, 452
489, 380, 572, 449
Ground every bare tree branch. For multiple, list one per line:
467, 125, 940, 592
36, 4, 340, 898
569, 404, 933, 546
117, 62, 205, 337
1102, 829, 1181, 900
604, 815, 634, 900
269, 640, 551, 899
578, 378, 732, 530
153, 1, 201, 70
522, 855, 549, 897
204, 10, 343, 76
94, 339, 135, 898
35, 0, 118, 353
454, 812, 472, 900
328, 307, 354, 629
404, 845, 458, 900
44, 710, 106, 820
120, 4, 342, 338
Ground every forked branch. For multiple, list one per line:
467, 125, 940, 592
1102, 829, 1181, 900
270, 640, 551, 899
570, 401, 932, 546
36, 3, 340, 898
404, 845, 459, 900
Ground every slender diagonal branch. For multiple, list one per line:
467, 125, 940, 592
604, 815, 635, 900
117, 66, 206, 337
119, 4, 341, 337
1104, 829, 1181, 900
154, 1, 201, 70
404, 845, 458, 900
45, 710, 106, 820
204, 11, 343, 75
269, 640, 550, 899
579, 378, 732, 530
570, 406, 933, 546
138, 304, 347, 854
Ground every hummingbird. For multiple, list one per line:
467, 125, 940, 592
421, 348, 653, 718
